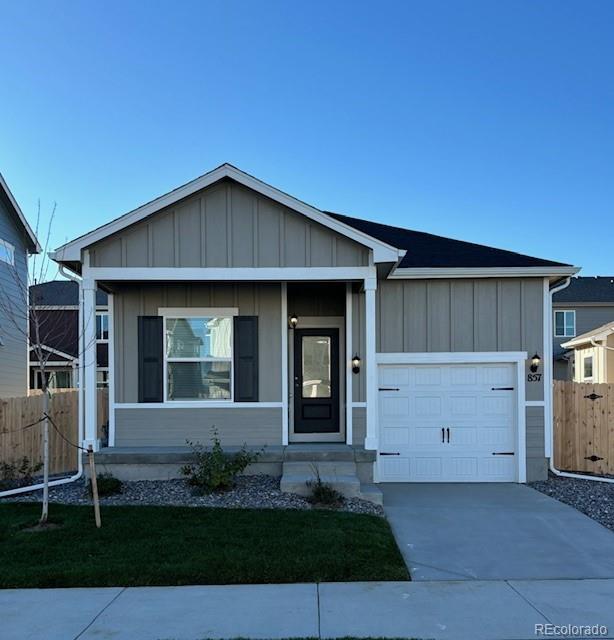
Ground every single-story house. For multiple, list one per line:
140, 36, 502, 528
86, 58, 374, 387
50, 164, 578, 496
561, 321, 614, 383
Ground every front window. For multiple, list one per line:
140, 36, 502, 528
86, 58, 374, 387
0, 238, 15, 266
164, 314, 233, 401
583, 356, 593, 380
96, 369, 109, 388
554, 310, 575, 338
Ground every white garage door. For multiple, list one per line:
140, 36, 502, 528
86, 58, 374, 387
378, 363, 517, 482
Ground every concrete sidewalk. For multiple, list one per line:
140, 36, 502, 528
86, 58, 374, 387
3, 579, 614, 640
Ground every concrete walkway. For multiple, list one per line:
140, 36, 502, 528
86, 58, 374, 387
382, 483, 614, 581
3, 579, 614, 640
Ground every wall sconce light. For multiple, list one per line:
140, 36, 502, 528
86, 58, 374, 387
352, 354, 361, 374
288, 314, 298, 329
530, 353, 541, 373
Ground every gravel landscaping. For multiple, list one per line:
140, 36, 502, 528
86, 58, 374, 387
531, 473, 614, 531
1, 474, 384, 516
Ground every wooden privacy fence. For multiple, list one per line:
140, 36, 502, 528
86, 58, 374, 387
554, 381, 614, 475
0, 389, 108, 475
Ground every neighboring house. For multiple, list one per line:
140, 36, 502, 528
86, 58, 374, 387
0, 172, 40, 398
29, 280, 109, 390
552, 276, 614, 380
560, 321, 614, 383
50, 163, 578, 491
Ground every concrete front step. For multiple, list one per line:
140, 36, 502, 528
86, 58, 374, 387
282, 461, 357, 477
283, 444, 356, 462
280, 473, 362, 499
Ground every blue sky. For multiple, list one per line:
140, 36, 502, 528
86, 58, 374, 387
1, 0, 612, 275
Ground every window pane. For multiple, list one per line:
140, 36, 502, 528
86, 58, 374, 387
0, 239, 15, 265
52, 371, 72, 388
584, 357, 593, 378
302, 336, 332, 398
565, 312, 575, 336
167, 361, 231, 400
96, 314, 109, 340
96, 370, 109, 388
166, 317, 232, 358
554, 312, 564, 336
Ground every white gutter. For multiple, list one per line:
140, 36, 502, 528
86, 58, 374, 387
548, 277, 614, 485
0, 265, 85, 498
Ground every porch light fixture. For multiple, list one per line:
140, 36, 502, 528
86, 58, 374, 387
352, 354, 361, 374
530, 353, 541, 372
288, 314, 298, 329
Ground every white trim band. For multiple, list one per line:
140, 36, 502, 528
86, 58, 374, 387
389, 266, 579, 279
376, 351, 528, 364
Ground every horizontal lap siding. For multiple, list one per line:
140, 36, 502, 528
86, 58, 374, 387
90, 181, 369, 268
0, 197, 29, 397
115, 408, 283, 446
114, 283, 281, 403
526, 405, 546, 481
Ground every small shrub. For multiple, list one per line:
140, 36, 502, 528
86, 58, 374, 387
89, 473, 122, 497
180, 428, 262, 494
306, 466, 344, 507
0, 457, 43, 491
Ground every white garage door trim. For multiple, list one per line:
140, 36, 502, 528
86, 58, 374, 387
375, 352, 527, 483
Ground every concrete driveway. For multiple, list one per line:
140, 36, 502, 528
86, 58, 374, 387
382, 483, 614, 581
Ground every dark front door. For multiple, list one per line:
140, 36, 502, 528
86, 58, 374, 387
293, 328, 340, 434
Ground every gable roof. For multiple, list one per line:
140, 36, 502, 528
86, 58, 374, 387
327, 212, 573, 271
0, 172, 40, 253
553, 276, 614, 304
561, 320, 614, 349
30, 280, 108, 307
51, 164, 403, 264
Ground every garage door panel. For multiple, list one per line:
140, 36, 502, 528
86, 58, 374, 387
378, 362, 518, 483
382, 427, 410, 445
380, 456, 410, 480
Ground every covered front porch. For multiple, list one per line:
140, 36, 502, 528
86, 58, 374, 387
80, 273, 379, 454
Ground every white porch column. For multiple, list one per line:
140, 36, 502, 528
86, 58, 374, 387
364, 277, 378, 450
345, 283, 353, 446
82, 274, 99, 451
281, 282, 289, 446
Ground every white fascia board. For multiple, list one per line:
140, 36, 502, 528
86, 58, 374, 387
562, 330, 614, 349
51, 164, 402, 264
0, 172, 41, 253
29, 344, 78, 361
388, 266, 580, 279
85, 266, 377, 282
376, 351, 528, 364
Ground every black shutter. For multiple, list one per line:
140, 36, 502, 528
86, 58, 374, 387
233, 316, 259, 402
138, 316, 163, 403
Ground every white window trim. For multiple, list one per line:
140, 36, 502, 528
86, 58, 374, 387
554, 309, 576, 338
0, 238, 15, 266
159, 307, 238, 404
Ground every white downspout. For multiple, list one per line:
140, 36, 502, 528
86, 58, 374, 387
548, 277, 614, 484
0, 265, 85, 498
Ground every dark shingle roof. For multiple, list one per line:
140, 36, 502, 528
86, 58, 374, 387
553, 276, 614, 304
326, 212, 571, 269
30, 280, 108, 306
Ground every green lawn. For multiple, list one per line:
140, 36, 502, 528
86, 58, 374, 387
0, 503, 408, 588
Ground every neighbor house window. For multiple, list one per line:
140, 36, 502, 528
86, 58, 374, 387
96, 313, 109, 341
96, 369, 109, 388
583, 356, 593, 380
0, 238, 15, 265
163, 312, 233, 401
554, 310, 575, 337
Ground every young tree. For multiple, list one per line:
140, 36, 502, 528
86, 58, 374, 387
0, 202, 96, 524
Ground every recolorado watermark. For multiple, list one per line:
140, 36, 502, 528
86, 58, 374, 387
535, 623, 608, 637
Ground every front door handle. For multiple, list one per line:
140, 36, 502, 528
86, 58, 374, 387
447, 428, 450, 443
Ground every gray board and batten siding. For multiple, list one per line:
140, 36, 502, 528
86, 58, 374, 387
89, 180, 369, 269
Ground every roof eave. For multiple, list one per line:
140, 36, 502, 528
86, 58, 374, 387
0, 172, 41, 253
388, 266, 580, 279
